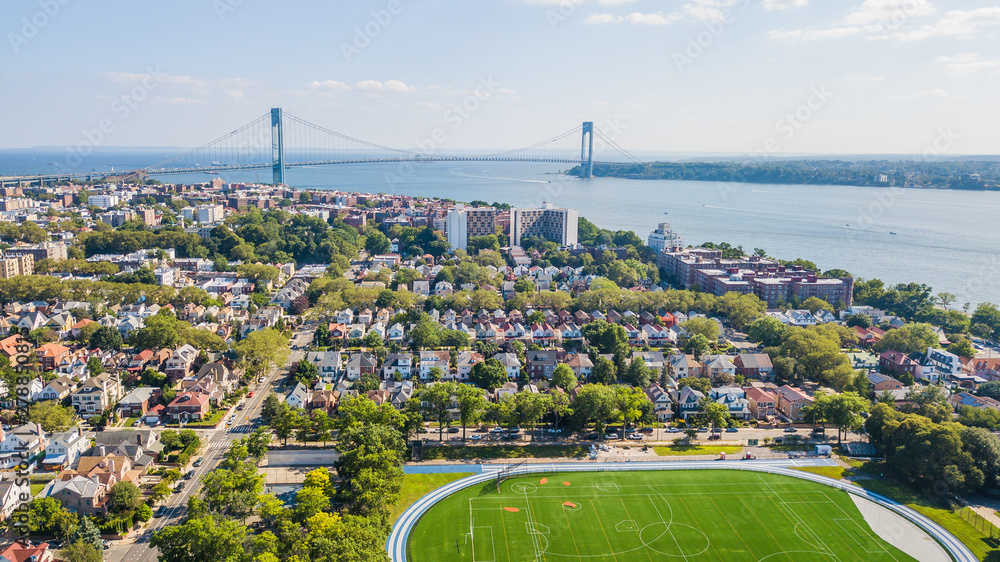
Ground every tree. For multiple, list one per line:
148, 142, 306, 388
625, 358, 652, 387
581, 320, 630, 358
515, 392, 550, 441
261, 393, 282, 425
293, 358, 319, 385
456, 384, 486, 441
703, 401, 731, 431
947, 337, 976, 359
959, 406, 1000, 430
294, 486, 331, 522
150, 514, 249, 562
89, 324, 122, 350
571, 384, 616, 435
873, 323, 939, 354
85, 355, 104, 376
468, 358, 508, 391
682, 317, 720, 343
591, 355, 616, 384
364, 228, 392, 255
61, 541, 103, 562
421, 382, 457, 441
73, 516, 102, 550
809, 392, 870, 443
936, 292, 957, 310
746, 316, 788, 348
551, 364, 577, 392
683, 334, 711, 359
845, 314, 872, 328
108, 481, 141, 513
235, 328, 290, 379
802, 297, 834, 314
28, 401, 76, 432
49, 508, 79, 541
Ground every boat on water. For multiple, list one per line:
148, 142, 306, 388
889, 231, 897, 235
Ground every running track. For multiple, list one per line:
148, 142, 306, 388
386, 459, 976, 562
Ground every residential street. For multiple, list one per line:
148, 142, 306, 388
105, 330, 307, 562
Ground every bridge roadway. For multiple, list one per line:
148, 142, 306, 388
386, 458, 978, 562
0, 157, 635, 187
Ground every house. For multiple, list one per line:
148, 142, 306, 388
166, 392, 211, 422
71, 374, 122, 419
854, 327, 886, 348
34, 343, 70, 372
418, 350, 450, 380
0, 424, 46, 469
714, 391, 751, 420
734, 353, 773, 380
776, 385, 813, 421
847, 351, 879, 371
0, 540, 53, 562
40, 475, 108, 516
563, 353, 593, 378
644, 384, 674, 422
118, 387, 160, 417
702, 355, 737, 381
673, 386, 704, 420
455, 352, 484, 380
495, 353, 521, 379
867, 372, 904, 392
382, 353, 413, 379
345, 353, 378, 380
745, 387, 778, 421
306, 351, 343, 381
879, 350, 918, 379
950, 392, 1000, 412
971, 358, 1000, 381
526, 350, 558, 380
164, 344, 198, 380
632, 351, 666, 372
0, 478, 29, 523
285, 382, 310, 410
42, 428, 87, 471
38, 376, 75, 401
925, 347, 963, 377
667, 354, 702, 379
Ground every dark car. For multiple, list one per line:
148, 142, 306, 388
184, 470, 195, 480
585, 433, 599, 440
784, 427, 799, 433
726, 427, 739, 433
193, 457, 203, 467
157, 506, 169, 517
175, 481, 186, 491
639, 427, 654, 434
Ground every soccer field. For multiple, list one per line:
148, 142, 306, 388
406, 470, 918, 561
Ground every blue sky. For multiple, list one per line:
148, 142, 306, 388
2, 0, 999, 155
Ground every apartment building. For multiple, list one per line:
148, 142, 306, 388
510, 203, 578, 247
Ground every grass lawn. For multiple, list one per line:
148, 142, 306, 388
181, 410, 227, 428
854, 479, 1000, 560
793, 465, 847, 481
408, 469, 917, 561
122, 416, 140, 428
653, 445, 742, 456
421, 445, 589, 461
29, 483, 44, 496
390, 472, 474, 524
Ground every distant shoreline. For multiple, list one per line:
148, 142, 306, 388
568, 160, 1000, 191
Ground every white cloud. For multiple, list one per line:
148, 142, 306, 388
886, 7, 1000, 41
890, 89, 958, 100
596, 0, 639, 5
761, 0, 809, 10
842, 0, 935, 26
308, 80, 352, 92
355, 80, 416, 93
935, 53, 1000, 74
584, 13, 621, 23
585, 10, 682, 25
844, 75, 887, 82
769, 26, 861, 42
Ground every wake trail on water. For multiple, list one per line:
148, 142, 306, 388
449, 169, 550, 184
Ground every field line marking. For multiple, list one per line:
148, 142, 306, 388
518, 487, 543, 561
472, 526, 497, 562
704, 496, 755, 559
591, 496, 623, 562
560, 497, 585, 560
821, 491, 901, 562
776, 499, 840, 562
646, 489, 689, 562
617, 498, 654, 562
499, 500, 513, 562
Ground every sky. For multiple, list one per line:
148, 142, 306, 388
1, 0, 999, 155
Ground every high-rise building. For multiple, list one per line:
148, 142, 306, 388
446, 205, 497, 251
7, 242, 67, 262
0, 254, 33, 279
647, 223, 683, 253
510, 203, 578, 247
89, 195, 120, 209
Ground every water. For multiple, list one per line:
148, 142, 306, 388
3, 149, 998, 307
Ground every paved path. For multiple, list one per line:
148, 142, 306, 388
386, 459, 977, 562
849, 494, 951, 562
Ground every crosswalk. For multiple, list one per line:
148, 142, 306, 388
228, 424, 253, 434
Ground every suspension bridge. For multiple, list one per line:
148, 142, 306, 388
0, 109, 644, 188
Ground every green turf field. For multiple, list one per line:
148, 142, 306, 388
407, 470, 918, 561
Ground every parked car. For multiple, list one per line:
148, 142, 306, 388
697, 427, 709, 433
470, 434, 482, 441
667, 427, 680, 433
184, 470, 195, 480
726, 427, 739, 433
585, 432, 600, 440
604, 433, 619, 440
638, 427, 654, 434
627, 433, 642, 440
132, 420, 142, 427
707, 434, 721, 441
175, 481, 186, 491
448, 427, 460, 433
193, 457, 203, 467
784, 427, 798, 433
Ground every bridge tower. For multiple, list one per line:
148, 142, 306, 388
271, 108, 285, 185
580, 122, 594, 178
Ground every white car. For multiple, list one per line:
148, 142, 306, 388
667, 427, 680, 433
470, 434, 482, 441
604, 433, 619, 440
